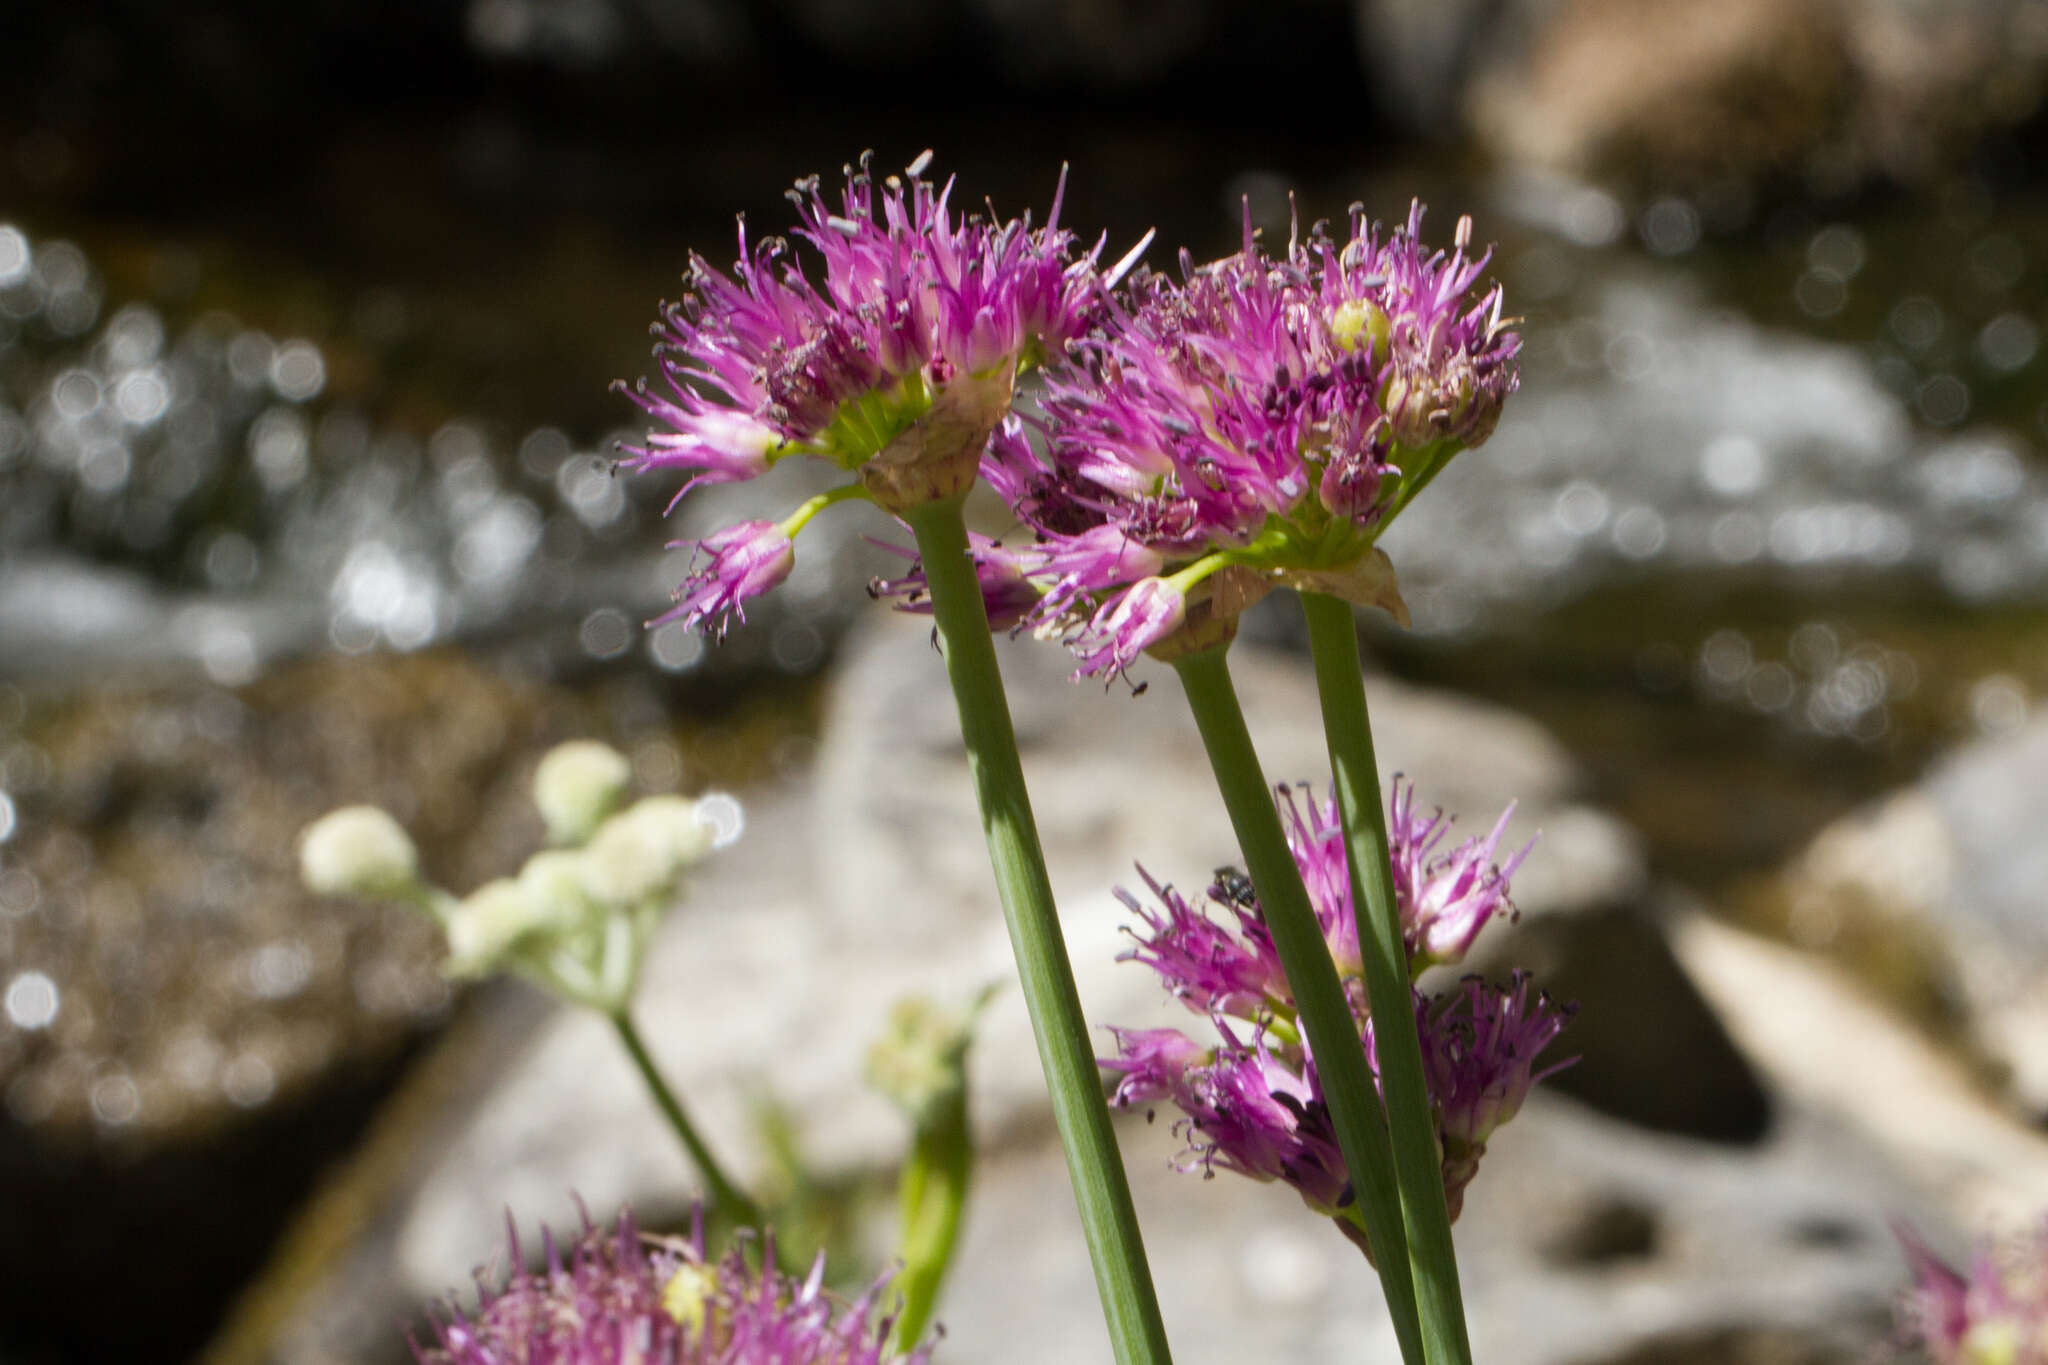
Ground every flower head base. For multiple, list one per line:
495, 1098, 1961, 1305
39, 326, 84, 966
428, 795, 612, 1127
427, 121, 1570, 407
953, 200, 1513, 677
1102, 777, 1569, 1244
1898, 1218, 2048, 1365
415, 1210, 933, 1365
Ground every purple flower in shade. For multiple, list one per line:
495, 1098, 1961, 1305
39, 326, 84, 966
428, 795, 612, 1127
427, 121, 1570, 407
1413, 973, 1577, 1222
619, 151, 1149, 637
1117, 867, 1287, 1018
660, 518, 797, 638
942, 200, 1515, 677
1387, 778, 1529, 971
1896, 1217, 2048, 1364
1102, 1024, 1352, 1219
1273, 780, 1527, 980
1101, 777, 1570, 1248
416, 1209, 933, 1365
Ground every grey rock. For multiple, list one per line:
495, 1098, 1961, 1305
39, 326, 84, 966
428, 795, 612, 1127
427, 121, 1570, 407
1754, 712, 2048, 1121
1674, 909, 2048, 1228
940, 1092, 1904, 1364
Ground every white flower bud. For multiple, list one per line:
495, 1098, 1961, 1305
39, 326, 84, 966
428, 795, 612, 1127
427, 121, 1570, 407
299, 806, 420, 898
533, 740, 633, 845
445, 878, 551, 977
580, 795, 715, 906
518, 849, 599, 930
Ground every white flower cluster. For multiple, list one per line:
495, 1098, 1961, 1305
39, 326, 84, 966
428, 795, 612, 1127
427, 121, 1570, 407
297, 740, 738, 1013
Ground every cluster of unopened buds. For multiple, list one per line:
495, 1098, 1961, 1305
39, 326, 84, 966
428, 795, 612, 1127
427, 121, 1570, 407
1103, 781, 1573, 1244
298, 740, 739, 1012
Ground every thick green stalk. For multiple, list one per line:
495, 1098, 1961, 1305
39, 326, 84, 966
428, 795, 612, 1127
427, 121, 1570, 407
1172, 647, 1426, 1365
1300, 592, 1472, 1365
905, 497, 1174, 1365
610, 1010, 764, 1228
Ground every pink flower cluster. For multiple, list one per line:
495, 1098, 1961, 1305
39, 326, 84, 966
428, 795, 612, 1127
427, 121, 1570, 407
1899, 1217, 2048, 1364
937, 202, 1519, 676
620, 151, 1143, 637
1101, 780, 1570, 1238
415, 1210, 932, 1365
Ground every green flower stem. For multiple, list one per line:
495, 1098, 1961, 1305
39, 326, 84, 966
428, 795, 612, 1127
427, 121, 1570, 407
890, 1090, 972, 1350
905, 496, 1174, 1365
1171, 646, 1425, 1365
1300, 591, 1472, 1365
609, 1009, 764, 1228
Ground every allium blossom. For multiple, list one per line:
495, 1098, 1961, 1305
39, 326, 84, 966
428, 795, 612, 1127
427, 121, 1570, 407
1101, 778, 1570, 1247
1276, 779, 1528, 978
416, 1210, 933, 1365
1898, 1218, 2048, 1365
924, 201, 1517, 677
621, 151, 1146, 637
1412, 974, 1575, 1220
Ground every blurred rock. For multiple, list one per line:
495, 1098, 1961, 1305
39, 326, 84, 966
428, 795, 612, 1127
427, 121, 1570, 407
1740, 713, 2048, 1123
921, 1090, 1904, 1364
1465, 892, 1772, 1143
1453, 0, 2048, 192
1675, 910, 2048, 1226
1464, 0, 1845, 191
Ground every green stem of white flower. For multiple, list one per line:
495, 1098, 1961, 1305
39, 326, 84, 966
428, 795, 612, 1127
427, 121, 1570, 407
608, 1009, 763, 1228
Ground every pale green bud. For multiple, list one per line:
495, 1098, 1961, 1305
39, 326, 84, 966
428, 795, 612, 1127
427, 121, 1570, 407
518, 848, 598, 927
1330, 298, 1392, 364
661, 1262, 718, 1337
580, 795, 716, 907
867, 994, 980, 1128
445, 877, 553, 977
533, 740, 633, 845
298, 805, 420, 899
1961, 1320, 2022, 1365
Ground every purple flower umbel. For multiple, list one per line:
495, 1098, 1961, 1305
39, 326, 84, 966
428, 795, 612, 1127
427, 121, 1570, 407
1102, 778, 1570, 1247
621, 151, 1146, 637
416, 1209, 933, 1365
932, 201, 1517, 677
1897, 1217, 2048, 1364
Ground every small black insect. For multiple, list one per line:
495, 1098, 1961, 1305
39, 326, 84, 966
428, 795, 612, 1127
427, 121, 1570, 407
1212, 866, 1257, 909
